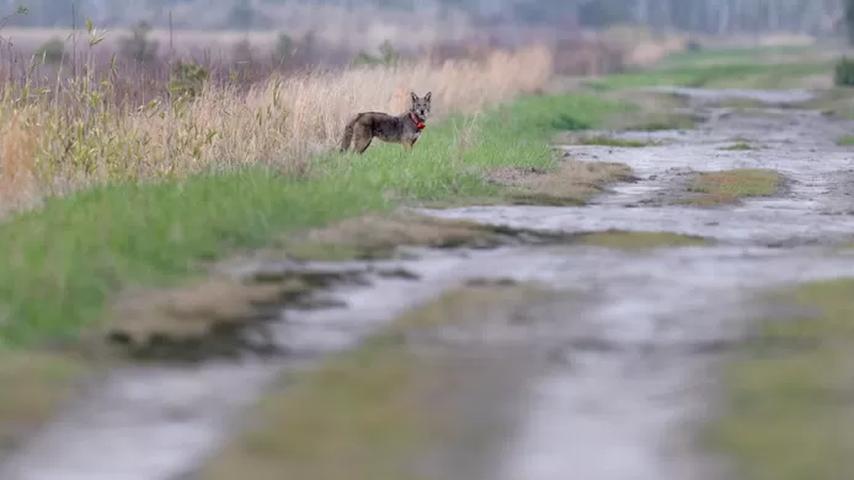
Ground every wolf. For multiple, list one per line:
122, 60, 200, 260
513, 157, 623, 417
340, 92, 432, 154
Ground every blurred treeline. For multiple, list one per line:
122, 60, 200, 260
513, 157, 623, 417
0, 0, 845, 36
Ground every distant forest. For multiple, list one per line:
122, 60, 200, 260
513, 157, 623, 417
0, 0, 845, 35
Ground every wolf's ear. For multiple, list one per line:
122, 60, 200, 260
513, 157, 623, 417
425, 92, 432, 102
411, 92, 419, 103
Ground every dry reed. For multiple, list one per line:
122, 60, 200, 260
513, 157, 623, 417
0, 46, 553, 212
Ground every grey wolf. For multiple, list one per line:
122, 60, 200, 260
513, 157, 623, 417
340, 92, 432, 154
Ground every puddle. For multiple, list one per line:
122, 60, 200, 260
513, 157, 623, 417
5, 88, 854, 480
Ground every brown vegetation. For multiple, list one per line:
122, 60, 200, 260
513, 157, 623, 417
0, 352, 89, 454
488, 160, 635, 206
0, 46, 553, 212
685, 169, 783, 206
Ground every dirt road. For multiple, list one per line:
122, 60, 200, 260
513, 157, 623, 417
4, 88, 854, 479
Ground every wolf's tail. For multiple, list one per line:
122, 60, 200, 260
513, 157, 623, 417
340, 115, 360, 152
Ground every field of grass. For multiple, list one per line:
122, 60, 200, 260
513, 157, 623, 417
710, 279, 854, 480
0, 92, 628, 350
0, 47, 553, 212
589, 45, 831, 91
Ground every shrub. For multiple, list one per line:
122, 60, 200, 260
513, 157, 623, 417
119, 21, 159, 63
353, 40, 400, 67
847, 0, 854, 45
35, 37, 65, 64
232, 38, 254, 65
835, 57, 854, 87
686, 39, 702, 52
168, 61, 209, 99
273, 33, 295, 67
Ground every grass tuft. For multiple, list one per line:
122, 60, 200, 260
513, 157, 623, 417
577, 230, 709, 250
721, 142, 755, 151
571, 135, 655, 148
279, 215, 515, 261
685, 168, 782, 206
489, 161, 634, 206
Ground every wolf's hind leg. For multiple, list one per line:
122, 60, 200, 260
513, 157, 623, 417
354, 136, 373, 154
351, 125, 373, 154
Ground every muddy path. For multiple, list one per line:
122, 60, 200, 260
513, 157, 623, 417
5, 89, 854, 479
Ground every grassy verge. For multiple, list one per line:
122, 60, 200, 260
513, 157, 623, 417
200, 283, 552, 480
685, 168, 783, 206
0, 92, 628, 350
710, 279, 854, 480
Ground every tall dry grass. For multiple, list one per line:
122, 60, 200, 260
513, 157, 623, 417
0, 112, 39, 213
0, 46, 552, 211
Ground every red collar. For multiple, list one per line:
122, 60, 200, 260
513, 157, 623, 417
409, 112, 426, 131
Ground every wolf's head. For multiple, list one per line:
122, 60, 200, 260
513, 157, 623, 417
410, 92, 432, 119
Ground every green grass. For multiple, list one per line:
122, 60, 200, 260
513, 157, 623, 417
656, 46, 815, 70
590, 62, 829, 91
837, 135, 854, 146
710, 279, 854, 480
587, 45, 830, 92
0, 92, 627, 349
